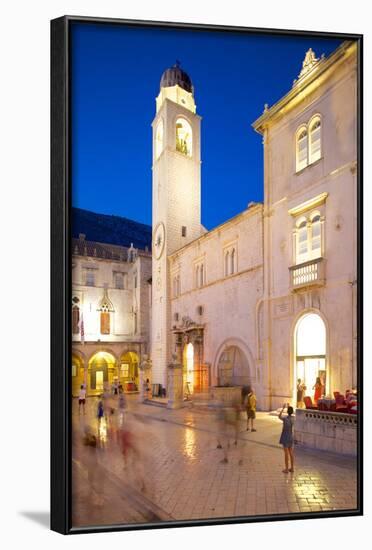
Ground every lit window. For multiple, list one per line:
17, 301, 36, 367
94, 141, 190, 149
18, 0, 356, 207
311, 214, 321, 257
309, 117, 321, 164
176, 118, 192, 156
296, 127, 308, 172
295, 213, 323, 264
98, 291, 114, 335
296, 116, 322, 172
100, 305, 110, 335
297, 219, 308, 263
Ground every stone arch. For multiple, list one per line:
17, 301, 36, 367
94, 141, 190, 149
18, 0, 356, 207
71, 347, 86, 364
88, 350, 117, 395
213, 338, 254, 387
87, 347, 118, 364
290, 308, 329, 404
175, 116, 192, 156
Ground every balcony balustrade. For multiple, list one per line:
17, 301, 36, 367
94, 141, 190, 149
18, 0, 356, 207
289, 257, 325, 290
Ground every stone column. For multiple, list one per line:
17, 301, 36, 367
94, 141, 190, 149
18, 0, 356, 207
138, 356, 152, 402
167, 363, 184, 409
174, 332, 183, 365
83, 359, 88, 388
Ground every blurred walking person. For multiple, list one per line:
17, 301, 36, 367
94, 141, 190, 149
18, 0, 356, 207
245, 387, 257, 431
97, 396, 104, 435
118, 419, 148, 494
218, 399, 241, 464
78, 384, 86, 415
279, 403, 295, 473
118, 392, 127, 427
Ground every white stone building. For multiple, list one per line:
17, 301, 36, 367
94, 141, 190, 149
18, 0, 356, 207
150, 41, 358, 410
71, 211, 152, 396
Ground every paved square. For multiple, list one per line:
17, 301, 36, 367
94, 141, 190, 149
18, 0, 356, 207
72, 396, 357, 527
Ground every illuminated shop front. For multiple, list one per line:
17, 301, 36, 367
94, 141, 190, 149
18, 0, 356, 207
119, 351, 139, 391
294, 312, 327, 403
88, 351, 116, 395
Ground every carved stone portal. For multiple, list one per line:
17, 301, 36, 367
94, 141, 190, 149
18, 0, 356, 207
167, 364, 184, 409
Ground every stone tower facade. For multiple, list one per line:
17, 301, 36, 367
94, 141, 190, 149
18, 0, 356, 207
151, 64, 202, 387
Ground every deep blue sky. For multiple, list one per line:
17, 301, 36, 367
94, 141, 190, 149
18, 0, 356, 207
71, 23, 341, 230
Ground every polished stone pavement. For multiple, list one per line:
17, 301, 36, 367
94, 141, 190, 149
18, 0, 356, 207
72, 395, 358, 528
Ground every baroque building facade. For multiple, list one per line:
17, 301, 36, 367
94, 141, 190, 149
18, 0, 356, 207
150, 41, 358, 410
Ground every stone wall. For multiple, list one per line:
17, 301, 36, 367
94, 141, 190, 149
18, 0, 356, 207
294, 408, 357, 456
209, 386, 242, 404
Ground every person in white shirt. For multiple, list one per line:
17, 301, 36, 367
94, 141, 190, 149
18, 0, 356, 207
78, 385, 86, 415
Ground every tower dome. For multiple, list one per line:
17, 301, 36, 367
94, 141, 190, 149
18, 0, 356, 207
160, 62, 193, 93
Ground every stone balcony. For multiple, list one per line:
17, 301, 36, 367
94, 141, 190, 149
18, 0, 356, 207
289, 257, 325, 291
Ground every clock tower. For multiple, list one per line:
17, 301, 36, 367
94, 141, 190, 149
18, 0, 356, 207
151, 62, 202, 389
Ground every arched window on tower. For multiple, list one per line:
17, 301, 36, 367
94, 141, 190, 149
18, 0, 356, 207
176, 118, 192, 156
296, 126, 308, 172
155, 119, 164, 159
309, 116, 321, 164
72, 296, 80, 334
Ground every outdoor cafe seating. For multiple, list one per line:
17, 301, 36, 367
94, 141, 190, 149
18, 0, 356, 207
303, 390, 357, 414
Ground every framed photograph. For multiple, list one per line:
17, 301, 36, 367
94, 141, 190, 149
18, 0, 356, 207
51, 15, 363, 534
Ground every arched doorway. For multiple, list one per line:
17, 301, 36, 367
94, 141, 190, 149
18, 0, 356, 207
88, 351, 116, 395
294, 312, 327, 404
119, 351, 139, 392
72, 353, 84, 397
216, 345, 250, 387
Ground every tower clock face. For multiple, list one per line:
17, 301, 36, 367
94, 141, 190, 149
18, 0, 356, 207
153, 222, 165, 260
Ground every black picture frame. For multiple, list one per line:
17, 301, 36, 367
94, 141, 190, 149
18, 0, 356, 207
51, 15, 363, 535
